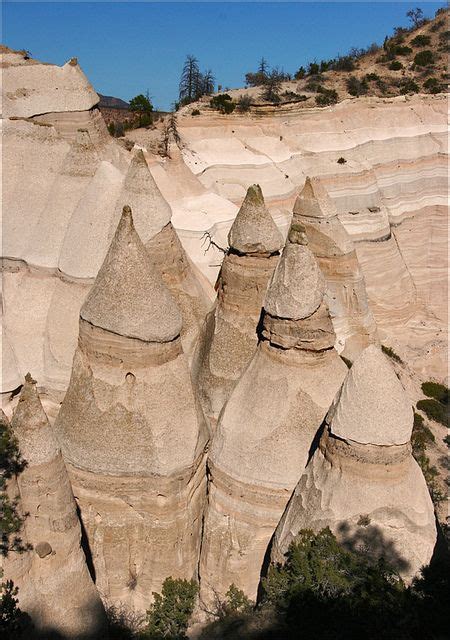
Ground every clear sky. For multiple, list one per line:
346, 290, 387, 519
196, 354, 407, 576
2, 1, 445, 110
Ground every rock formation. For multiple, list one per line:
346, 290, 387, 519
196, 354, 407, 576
292, 176, 378, 361
54, 206, 209, 612
2, 376, 107, 638
192, 184, 283, 426
114, 148, 212, 358
271, 344, 436, 583
199, 226, 347, 603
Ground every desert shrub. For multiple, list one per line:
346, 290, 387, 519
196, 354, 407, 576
260, 69, 284, 103
423, 77, 444, 94
365, 72, 380, 81
214, 584, 254, 619
430, 19, 444, 32
210, 94, 236, 114
414, 451, 445, 503
115, 122, 125, 137
281, 91, 308, 102
337, 157, 347, 164
315, 89, 338, 106
305, 81, 319, 92
294, 66, 306, 80
414, 50, 434, 66
438, 30, 450, 42
106, 604, 145, 639
411, 411, 435, 455
421, 381, 449, 404
143, 577, 198, 639
107, 122, 116, 136
393, 45, 412, 56
237, 94, 252, 112
191, 109, 200, 116
381, 344, 403, 365
376, 78, 388, 93
332, 55, 355, 72
411, 34, 431, 47
346, 76, 368, 96
416, 399, 448, 427
0, 579, 30, 640
308, 62, 320, 75
389, 60, 403, 71
444, 434, 450, 448
399, 79, 419, 94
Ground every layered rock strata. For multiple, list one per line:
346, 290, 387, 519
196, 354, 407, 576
292, 176, 378, 361
54, 206, 209, 612
199, 227, 347, 603
2, 376, 106, 638
271, 345, 436, 582
192, 184, 283, 426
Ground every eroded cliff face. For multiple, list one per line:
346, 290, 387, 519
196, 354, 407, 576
168, 94, 447, 384
199, 230, 347, 604
271, 345, 437, 584
1, 50, 213, 412
54, 207, 209, 612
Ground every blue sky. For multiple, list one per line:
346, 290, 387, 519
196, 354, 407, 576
3, 2, 445, 110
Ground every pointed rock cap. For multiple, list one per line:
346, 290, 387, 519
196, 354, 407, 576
228, 184, 283, 254
10, 374, 60, 465
293, 176, 338, 220
330, 345, 413, 446
81, 205, 182, 342
264, 236, 325, 320
117, 149, 172, 241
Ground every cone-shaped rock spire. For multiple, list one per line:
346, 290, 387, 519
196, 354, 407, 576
330, 344, 413, 445
199, 228, 347, 604
192, 185, 283, 428
264, 235, 325, 320
290, 177, 378, 361
271, 345, 436, 583
228, 184, 283, 255
81, 205, 182, 342
115, 148, 172, 242
4, 375, 107, 638
55, 211, 208, 612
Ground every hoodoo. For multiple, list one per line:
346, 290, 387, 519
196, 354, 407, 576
54, 206, 209, 612
271, 344, 436, 582
3, 376, 107, 638
199, 224, 347, 603
292, 176, 378, 361
193, 184, 283, 426
115, 149, 212, 357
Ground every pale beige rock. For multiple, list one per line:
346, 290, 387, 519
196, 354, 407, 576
192, 185, 283, 426
55, 207, 209, 612
199, 234, 347, 603
81, 205, 182, 343
2, 376, 107, 638
292, 177, 378, 361
228, 184, 284, 254
272, 345, 436, 583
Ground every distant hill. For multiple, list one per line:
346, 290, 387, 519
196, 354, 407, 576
98, 94, 130, 110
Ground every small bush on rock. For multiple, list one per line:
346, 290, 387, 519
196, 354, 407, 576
389, 60, 403, 71
414, 50, 434, 67
143, 577, 198, 640
421, 381, 449, 405
381, 344, 403, 365
416, 399, 448, 427
411, 35, 431, 47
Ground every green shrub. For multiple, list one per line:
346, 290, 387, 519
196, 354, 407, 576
337, 157, 347, 165
416, 399, 448, 427
191, 109, 200, 116
411, 35, 431, 47
315, 89, 338, 106
411, 411, 435, 455
421, 381, 449, 404
381, 344, 403, 365
393, 45, 412, 56
444, 434, 450, 448
423, 77, 443, 93
399, 79, 419, 94
210, 94, 236, 114
365, 73, 380, 82
389, 60, 403, 71
332, 56, 355, 72
308, 62, 320, 75
237, 94, 252, 112
282, 91, 308, 102
414, 50, 434, 66
439, 30, 450, 42
295, 66, 306, 80
346, 76, 368, 96
143, 577, 198, 639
